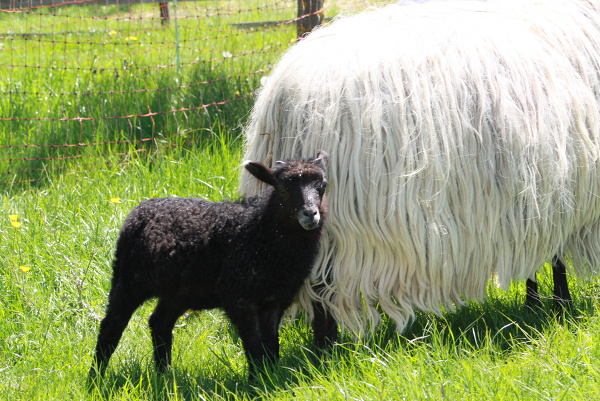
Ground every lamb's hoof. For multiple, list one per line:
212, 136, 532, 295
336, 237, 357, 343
86, 366, 104, 391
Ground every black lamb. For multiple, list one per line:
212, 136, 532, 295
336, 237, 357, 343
90, 151, 329, 378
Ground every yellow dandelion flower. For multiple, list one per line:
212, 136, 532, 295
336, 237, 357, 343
129, 36, 138, 41
110, 198, 121, 204
8, 214, 18, 221
19, 265, 31, 272
109, 30, 117, 36
11, 221, 21, 228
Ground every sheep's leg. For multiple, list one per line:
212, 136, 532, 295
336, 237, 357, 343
552, 255, 572, 310
148, 298, 187, 372
525, 255, 572, 311
525, 276, 542, 310
90, 289, 144, 377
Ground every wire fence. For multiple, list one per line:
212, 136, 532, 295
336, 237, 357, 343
0, 0, 324, 185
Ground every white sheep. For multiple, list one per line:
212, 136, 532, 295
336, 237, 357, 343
240, 0, 600, 340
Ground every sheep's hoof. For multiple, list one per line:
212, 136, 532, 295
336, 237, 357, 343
552, 297, 573, 315
314, 328, 338, 352
155, 361, 172, 375
524, 297, 543, 313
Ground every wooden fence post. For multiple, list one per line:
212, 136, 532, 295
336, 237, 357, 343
297, 0, 324, 39
159, 2, 169, 24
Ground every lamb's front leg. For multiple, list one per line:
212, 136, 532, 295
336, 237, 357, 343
258, 303, 286, 362
227, 303, 283, 378
227, 304, 267, 377
312, 300, 338, 350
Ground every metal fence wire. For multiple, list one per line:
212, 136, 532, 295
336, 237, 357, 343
0, 0, 324, 185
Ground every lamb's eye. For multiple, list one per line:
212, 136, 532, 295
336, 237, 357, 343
318, 181, 328, 195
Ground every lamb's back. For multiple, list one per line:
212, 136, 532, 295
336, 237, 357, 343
113, 197, 253, 295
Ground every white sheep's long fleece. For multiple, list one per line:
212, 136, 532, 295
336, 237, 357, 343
240, 0, 600, 335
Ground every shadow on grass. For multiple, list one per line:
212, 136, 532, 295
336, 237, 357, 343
339, 280, 600, 361
88, 365, 253, 400
1, 58, 254, 188
86, 281, 600, 399
87, 355, 314, 400
85, 320, 315, 400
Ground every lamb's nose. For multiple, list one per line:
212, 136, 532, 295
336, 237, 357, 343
303, 209, 317, 219
298, 208, 320, 230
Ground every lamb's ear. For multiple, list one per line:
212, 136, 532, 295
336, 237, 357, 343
243, 161, 278, 188
314, 150, 329, 171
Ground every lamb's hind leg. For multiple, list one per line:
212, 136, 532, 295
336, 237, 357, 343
90, 283, 145, 378
148, 298, 187, 372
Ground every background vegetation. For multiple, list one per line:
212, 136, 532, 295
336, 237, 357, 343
0, 0, 296, 184
2, 0, 600, 400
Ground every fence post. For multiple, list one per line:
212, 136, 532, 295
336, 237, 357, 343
159, 2, 169, 24
297, 0, 324, 39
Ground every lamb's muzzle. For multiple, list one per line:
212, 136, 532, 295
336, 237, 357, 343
298, 207, 320, 230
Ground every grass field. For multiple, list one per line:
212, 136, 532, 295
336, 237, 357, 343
2, 132, 600, 400
3, 0, 600, 399
0, 0, 296, 184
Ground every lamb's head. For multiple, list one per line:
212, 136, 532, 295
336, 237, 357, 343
244, 150, 329, 230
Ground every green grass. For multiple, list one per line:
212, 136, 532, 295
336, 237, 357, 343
2, 132, 600, 400
0, 0, 296, 184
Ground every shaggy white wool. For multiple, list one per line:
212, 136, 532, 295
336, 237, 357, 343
240, 0, 600, 335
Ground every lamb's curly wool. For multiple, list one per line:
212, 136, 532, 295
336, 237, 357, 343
240, 0, 600, 335
91, 152, 329, 377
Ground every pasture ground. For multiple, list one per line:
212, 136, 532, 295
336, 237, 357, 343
2, 132, 600, 400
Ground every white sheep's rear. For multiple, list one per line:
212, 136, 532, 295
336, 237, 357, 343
240, 0, 600, 336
